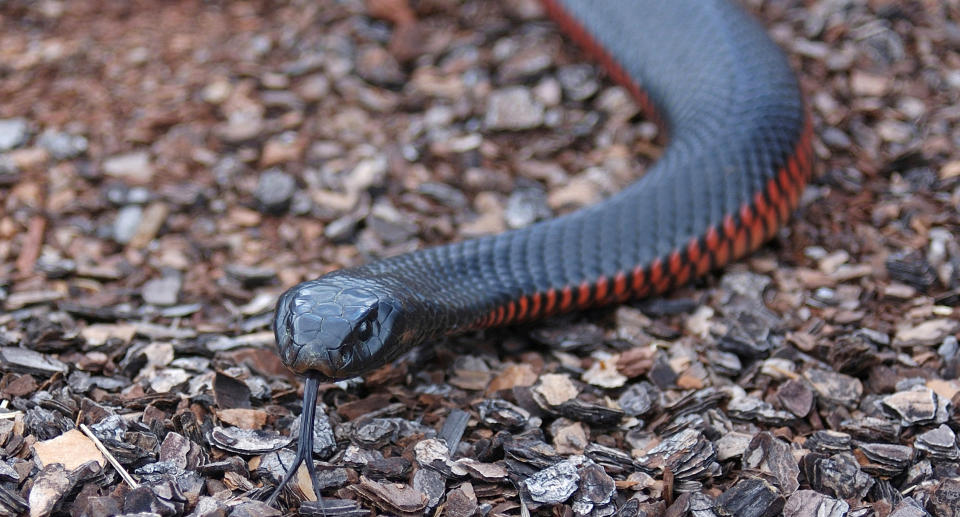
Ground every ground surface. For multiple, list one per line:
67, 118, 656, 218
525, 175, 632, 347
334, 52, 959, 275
1, 0, 959, 516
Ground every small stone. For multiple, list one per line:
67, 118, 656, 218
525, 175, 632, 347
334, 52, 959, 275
810, 453, 874, 500
260, 133, 304, 168
487, 364, 538, 394
941, 160, 960, 180
548, 176, 602, 210
449, 356, 493, 391
142, 276, 182, 306
742, 432, 799, 495
533, 77, 562, 107
805, 431, 851, 454
719, 311, 774, 357
356, 45, 405, 86
129, 201, 169, 249
877, 120, 913, 143
109, 185, 149, 207
721, 271, 772, 299
208, 426, 291, 455
113, 205, 143, 244
417, 182, 467, 211
260, 72, 289, 90
783, 490, 849, 517
0, 118, 28, 151
296, 74, 330, 102
29, 464, 75, 517
218, 108, 265, 143
930, 478, 960, 517
728, 394, 797, 425
716, 477, 784, 517
364, 456, 412, 481
202, 79, 232, 104
617, 383, 655, 417
820, 127, 852, 149
444, 482, 478, 517
850, 71, 888, 96
915, 424, 959, 461
804, 368, 862, 408
159, 432, 193, 470
217, 409, 267, 430
888, 499, 928, 517
708, 349, 742, 377
325, 214, 361, 242
777, 379, 814, 417
856, 442, 914, 476
928, 378, 960, 400
552, 420, 588, 454
413, 467, 445, 508
255, 169, 297, 214
572, 461, 615, 514
0, 347, 69, 376
498, 45, 553, 83
460, 192, 505, 237
475, 398, 530, 430
367, 201, 418, 245
884, 283, 917, 299
7, 146, 48, 169
525, 459, 580, 504
345, 156, 388, 193
37, 129, 87, 159
882, 387, 940, 426
485, 87, 544, 130
103, 151, 154, 183
3, 290, 65, 311
532, 321, 605, 350
533, 373, 579, 406
225, 265, 278, 288
582, 352, 627, 389
616, 345, 657, 379
504, 187, 551, 229
350, 475, 428, 515
894, 319, 959, 347
150, 368, 190, 393
647, 355, 678, 389
33, 429, 106, 470
886, 253, 937, 292
227, 500, 281, 517
635, 428, 718, 481
557, 64, 599, 101
716, 432, 754, 462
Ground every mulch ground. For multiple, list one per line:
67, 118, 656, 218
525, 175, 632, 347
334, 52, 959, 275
1, 0, 959, 516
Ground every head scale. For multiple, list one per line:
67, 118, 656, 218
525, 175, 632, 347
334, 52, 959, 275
274, 274, 412, 379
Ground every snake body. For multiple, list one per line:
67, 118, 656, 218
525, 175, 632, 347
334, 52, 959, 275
268, 0, 812, 503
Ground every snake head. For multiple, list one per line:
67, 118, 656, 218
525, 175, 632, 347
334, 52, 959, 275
274, 275, 407, 379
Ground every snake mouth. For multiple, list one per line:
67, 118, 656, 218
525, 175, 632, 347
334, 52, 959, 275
310, 360, 341, 379
282, 331, 346, 379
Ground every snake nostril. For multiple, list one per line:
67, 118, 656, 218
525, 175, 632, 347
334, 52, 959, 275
320, 346, 343, 376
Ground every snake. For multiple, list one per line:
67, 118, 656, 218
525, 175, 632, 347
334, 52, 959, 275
266, 0, 813, 505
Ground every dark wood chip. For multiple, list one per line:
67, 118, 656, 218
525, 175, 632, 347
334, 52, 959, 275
715, 477, 784, 517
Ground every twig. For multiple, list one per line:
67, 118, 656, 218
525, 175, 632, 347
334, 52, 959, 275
16, 215, 46, 276
79, 423, 139, 489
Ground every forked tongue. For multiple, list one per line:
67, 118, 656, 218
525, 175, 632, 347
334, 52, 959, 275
266, 376, 326, 514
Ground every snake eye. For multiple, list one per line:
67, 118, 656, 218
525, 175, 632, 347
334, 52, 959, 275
355, 319, 373, 341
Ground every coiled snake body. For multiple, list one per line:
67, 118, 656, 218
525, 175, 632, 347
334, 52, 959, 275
268, 0, 813, 504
